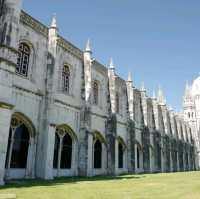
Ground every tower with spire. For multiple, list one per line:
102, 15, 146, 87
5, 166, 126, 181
157, 86, 166, 105
183, 81, 195, 124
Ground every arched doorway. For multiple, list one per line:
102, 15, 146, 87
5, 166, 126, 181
5, 114, 35, 179
94, 139, 102, 169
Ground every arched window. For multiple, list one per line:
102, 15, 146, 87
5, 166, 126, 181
118, 142, 123, 168
53, 127, 74, 170
62, 65, 70, 93
53, 133, 60, 169
116, 92, 120, 113
16, 42, 30, 77
93, 81, 99, 105
60, 133, 72, 169
94, 139, 102, 169
137, 146, 140, 169
5, 120, 30, 169
155, 143, 161, 170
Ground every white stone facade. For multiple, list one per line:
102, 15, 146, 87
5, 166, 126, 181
183, 77, 200, 169
0, 0, 197, 185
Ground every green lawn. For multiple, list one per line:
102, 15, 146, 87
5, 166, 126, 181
0, 171, 200, 199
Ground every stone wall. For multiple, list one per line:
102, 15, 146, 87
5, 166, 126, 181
0, 1, 197, 185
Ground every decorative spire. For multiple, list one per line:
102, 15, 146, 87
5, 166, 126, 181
152, 89, 156, 99
157, 86, 166, 105
50, 13, 57, 29
109, 57, 115, 69
184, 80, 191, 97
168, 104, 173, 111
141, 82, 145, 91
85, 39, 91, 52
127, 72, 132, 82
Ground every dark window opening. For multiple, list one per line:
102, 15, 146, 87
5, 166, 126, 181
62, 65, 70, 93
137, 146, 140, 169
93, 81, 99, 105
60, 133, 72, 169
10, 124, 30, 168
53, 133, 60, 169
94, 139, 102, 169
118, 142, 123, 168
116, 92, 120, 113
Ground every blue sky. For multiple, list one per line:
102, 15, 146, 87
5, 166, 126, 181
22, 0, 200, 111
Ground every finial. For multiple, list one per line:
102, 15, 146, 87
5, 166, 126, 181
157, 86, 166, 105
109, 57, 115, 69
168, 105, 173, 111
50, 13, 57, 28
85, 39, 91, 52
141, 82, 145, 91
152, 89, 156, 99
127, 72, 132, 82
184, 80, 191, 97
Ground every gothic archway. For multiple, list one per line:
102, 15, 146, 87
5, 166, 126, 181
53, 124, 77, 174
5, 113, 35, 179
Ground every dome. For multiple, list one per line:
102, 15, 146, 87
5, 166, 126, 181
191, 75, 200, 97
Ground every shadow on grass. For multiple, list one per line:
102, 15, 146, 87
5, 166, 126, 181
0, 174, 146, 190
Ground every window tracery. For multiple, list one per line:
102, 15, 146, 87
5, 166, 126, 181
16, 43, 30, 77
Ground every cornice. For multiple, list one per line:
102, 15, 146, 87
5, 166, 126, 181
20, 10, 48, 38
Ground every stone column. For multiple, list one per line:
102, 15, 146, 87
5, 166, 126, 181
0, 105, 12, 185
149, 134, 154, 173
183, 152, 186, 171
78, 128, 89, 176
26, 137, 36, 178
57, 135, 63, 177
102, 144, 107, 175
43, 124, 56, 179
177, 151, 180, 171
161, 139, 165, 172
87, 133, 93, 176
115, 139, 118, 174
106, 133, 115, 175
127, 121, 135, 173
170, 151, 173, 172
149, 147, 154, 173
135, 144, 138, 172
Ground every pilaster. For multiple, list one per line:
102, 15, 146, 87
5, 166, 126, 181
0, 104, 13, 185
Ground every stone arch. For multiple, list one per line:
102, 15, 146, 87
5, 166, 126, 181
56, 124, 78, 141
117, 136, 126, 169
92, 131, 106, 170
93, 131, 106, 145
5, 112, 36, 179
117, 136, 126, 149
11, 112, 35, 137
135, 140, 143, 151
135, 140, 143, 170
53, 124, 78, 172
